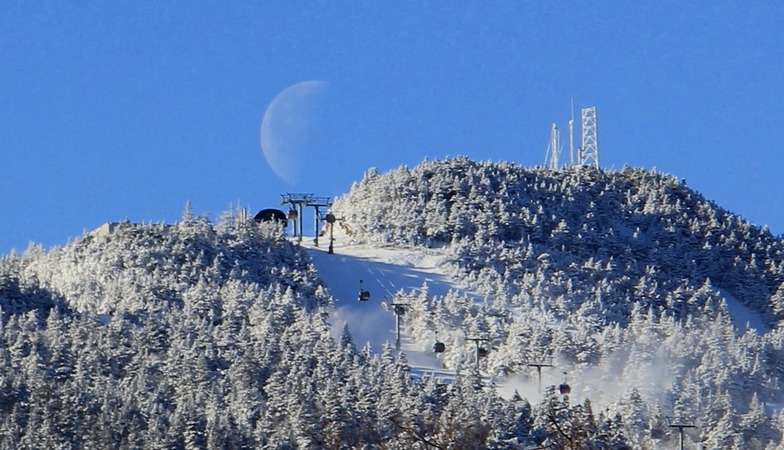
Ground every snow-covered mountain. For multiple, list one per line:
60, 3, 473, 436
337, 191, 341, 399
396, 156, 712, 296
328, 158, 784, 448
1, 157, 783, 448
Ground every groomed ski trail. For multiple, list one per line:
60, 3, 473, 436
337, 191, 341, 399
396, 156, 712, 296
305, 240, 470, 382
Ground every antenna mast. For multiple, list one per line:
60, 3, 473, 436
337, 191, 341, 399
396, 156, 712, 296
545, 102, 599, 169
568, 99, 575, 166
546, 123, 560, 170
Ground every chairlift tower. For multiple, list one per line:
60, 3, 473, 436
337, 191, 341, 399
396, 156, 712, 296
666, 417, 696, 450
305, 196, 332, 246
518, 338, 553, 394
579, 106, 598, 167
281, 193, 333, 244
466, 337, 489, 369
528, 361, 553, 394
281, 193, 313, 241
325, 213, 337, 254
390, 303, 407, 350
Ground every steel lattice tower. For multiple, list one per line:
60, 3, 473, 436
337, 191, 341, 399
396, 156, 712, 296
580, 106, 598, 167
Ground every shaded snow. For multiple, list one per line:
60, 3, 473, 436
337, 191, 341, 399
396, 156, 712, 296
715, 287, 770, 334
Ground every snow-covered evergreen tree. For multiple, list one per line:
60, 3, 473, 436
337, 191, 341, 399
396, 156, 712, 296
3, 157, 784, 447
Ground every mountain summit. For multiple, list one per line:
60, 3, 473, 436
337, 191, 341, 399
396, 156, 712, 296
334, 157, 784, 327
1, 157, 783, 448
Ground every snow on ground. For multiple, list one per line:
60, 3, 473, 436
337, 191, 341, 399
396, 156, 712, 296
716, 287, 770, 334
304, 239, 474, 381
305, 238, 641, 405
305, 238, 578, 402
304, 236, 774, 408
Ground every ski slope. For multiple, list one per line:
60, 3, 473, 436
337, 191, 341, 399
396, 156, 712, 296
304, 236, 774, 406
305, 239, 476, 381
305, 239, 555, 401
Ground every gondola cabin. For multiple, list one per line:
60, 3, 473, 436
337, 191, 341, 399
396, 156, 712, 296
394, 305, 406, 316
433, 342, 446, 353
287, 208, 298, 220
477, 347, 488, 358
559, 372, 571, 395
357, 279, 370, 301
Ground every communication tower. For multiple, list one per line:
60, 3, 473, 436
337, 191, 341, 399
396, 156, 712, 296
568, 99, 575, 166
544, 103, 599, 169
545, 123, 560, 170
579, 106, 598, 167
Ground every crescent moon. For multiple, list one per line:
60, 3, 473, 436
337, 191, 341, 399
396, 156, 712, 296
260, 80, 328, 184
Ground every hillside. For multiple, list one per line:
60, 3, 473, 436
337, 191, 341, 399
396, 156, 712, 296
330, 157, 784, 447
0, 157, 783, 448
0, 209, 626, 449
334, 157, 784, 327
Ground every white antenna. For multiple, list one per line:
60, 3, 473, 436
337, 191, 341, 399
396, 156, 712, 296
545, 102, 598, 169
545, 123, 560, 170
580, 106, 598, 167
568, 98, 575, 166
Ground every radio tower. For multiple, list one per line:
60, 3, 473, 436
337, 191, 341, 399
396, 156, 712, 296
545, 123, 560, 170
579, 106, 598, 167
568, 99, 575, 166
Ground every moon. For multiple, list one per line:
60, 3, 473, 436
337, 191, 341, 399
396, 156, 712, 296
260, 80, 329, 185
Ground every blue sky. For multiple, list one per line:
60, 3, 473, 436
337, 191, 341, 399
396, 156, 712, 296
2, 2, 782, 254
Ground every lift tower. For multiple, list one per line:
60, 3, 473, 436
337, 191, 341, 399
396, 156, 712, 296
305, 196, 332, 247
667, 417, 696, 450
281, 193, 312, 241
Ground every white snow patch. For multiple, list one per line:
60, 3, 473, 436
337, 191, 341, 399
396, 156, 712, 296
715, 287, 770, 334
